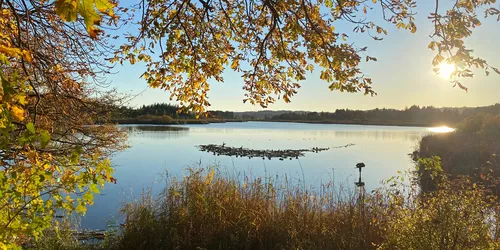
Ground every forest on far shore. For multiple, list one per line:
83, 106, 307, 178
112, 103, 500, 127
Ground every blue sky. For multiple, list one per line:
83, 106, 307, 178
107, 1, 500, 111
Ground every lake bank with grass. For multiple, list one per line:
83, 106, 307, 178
81, 122, 454, 230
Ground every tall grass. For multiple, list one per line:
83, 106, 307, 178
31, 162, 500, 249
111, 168, 387, 250
104, 164, 500, 250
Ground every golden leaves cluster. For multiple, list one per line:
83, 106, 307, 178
115, 0, 431, 114
115, 0, 499, 114
0, 0, 121, 247
54, 0, 117, 38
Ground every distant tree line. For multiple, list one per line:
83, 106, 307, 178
113, 103, 235, 120
113, 103, 500, 126
267, 104, 500, 126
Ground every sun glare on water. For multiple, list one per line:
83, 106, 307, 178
428, 126, 455, 133
438, 62, 456, 79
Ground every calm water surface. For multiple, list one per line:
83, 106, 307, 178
81, 122, 452, 229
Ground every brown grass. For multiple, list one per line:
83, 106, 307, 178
111, 168, 387, 250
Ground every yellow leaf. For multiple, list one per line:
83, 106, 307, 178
396, 22, 406, 29
94, 0, 115, 13
22, 50, 33, 63
231, 60, 239, 70
76, 203, 87, 214
206, 169, 214, 183
306, 64, 314, 72
10, 105, 24, 121
432, 54, 444, 66
0, 45, 22, 57
54, 0, 78, 22
428, 41, 436, 51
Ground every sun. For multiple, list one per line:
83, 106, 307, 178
437, 62, 456, 79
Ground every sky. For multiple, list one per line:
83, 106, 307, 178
107, 1, 500, 112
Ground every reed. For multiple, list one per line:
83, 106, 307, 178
111, 168, 387, 250
33, 163, 500, 250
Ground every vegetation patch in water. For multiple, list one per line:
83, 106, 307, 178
126, 125, 189, 132
198, 143, 354, 160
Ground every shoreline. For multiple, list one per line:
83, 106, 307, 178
113, 118, 247, 125
259, 119, 453, 128
113, 118, 453, 128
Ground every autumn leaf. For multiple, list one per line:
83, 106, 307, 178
76, 203, 87, 214
54, 0, 78, 22
94, 0, 115, 15
432, 54, 444, 66
9, 105, 24, 121
0, 45, 22, 57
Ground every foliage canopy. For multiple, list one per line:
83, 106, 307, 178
0, 0, 125, 247
115, 0, 500, 113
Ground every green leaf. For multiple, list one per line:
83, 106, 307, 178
83, 192, 94, 202
89, 183, 100, 194
26, 122, 35, 134
40, 130, 50, 148
76, 203, 87, 214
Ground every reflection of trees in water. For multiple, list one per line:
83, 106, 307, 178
281, 130, 428, 141
122, 125, 189, 140
190, 128, 427, 141
119, 124, 431, 141
332, 130, 426, 141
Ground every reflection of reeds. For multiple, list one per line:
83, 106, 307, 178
119, 125, 190, 140
197, 144, 354, 160
123, 125, 189, 132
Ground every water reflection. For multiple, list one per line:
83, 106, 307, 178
122, 125, 189, 139
332, 130, 424, 141
124, 125, 189, 132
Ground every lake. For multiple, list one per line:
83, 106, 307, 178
80, 122, 453, 229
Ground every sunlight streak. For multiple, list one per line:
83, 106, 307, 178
428, 126, 455, 133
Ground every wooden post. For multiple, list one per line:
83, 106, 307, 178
355, 162, 366, 249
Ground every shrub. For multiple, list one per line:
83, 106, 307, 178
379, 157, 499, 250
418, 113, 500, 194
